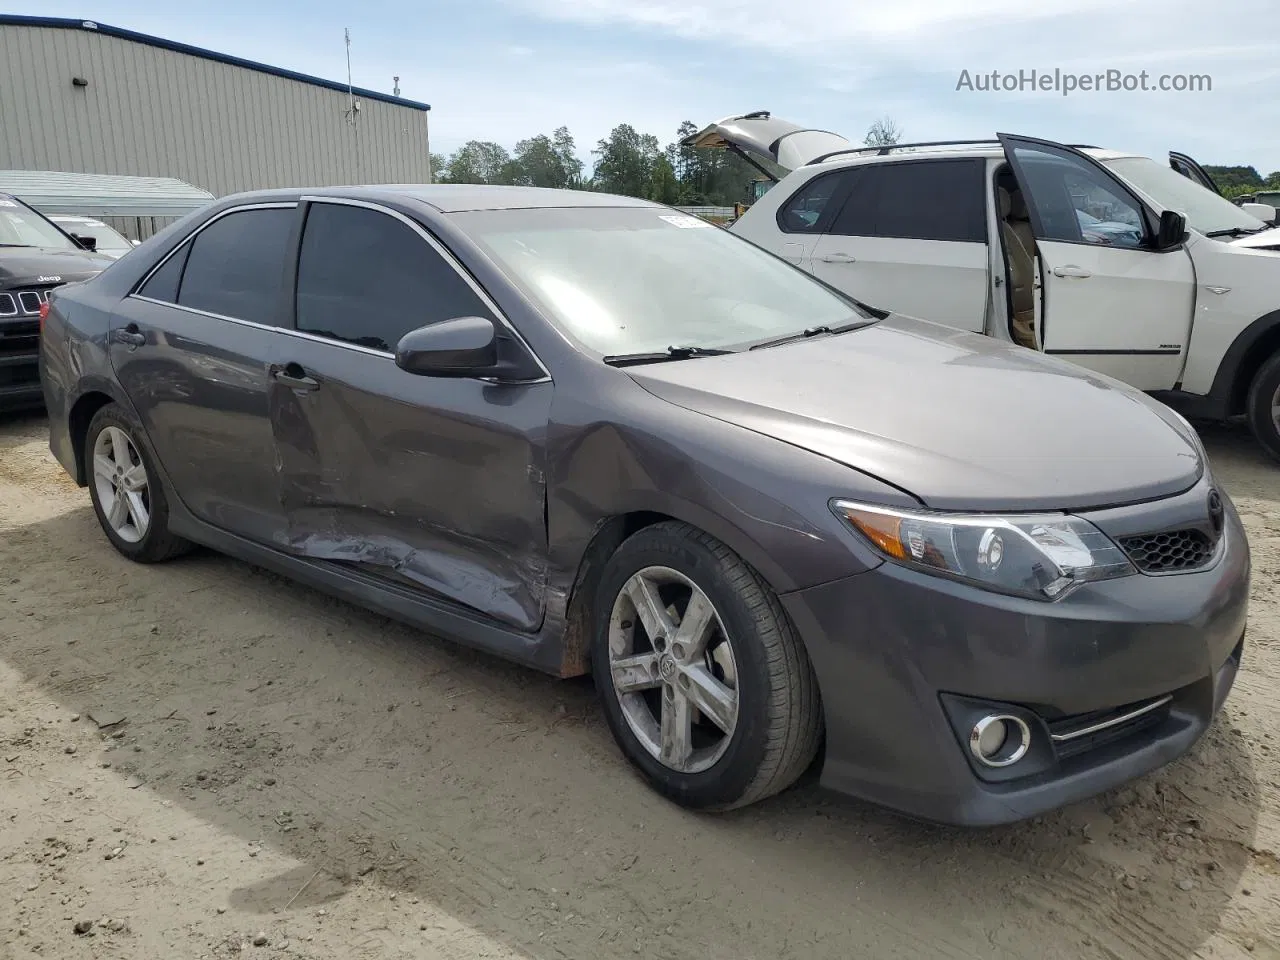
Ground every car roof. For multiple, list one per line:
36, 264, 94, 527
803, 142, 1143, 172
217, 184, 662, 214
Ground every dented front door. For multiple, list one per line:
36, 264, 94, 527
269, 341, 553, 632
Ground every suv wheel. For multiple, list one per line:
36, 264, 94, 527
85, 404, 192, 562
592, 521, 822, 811
1247, 351, 1280, 465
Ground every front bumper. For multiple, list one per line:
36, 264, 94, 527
781, 486, 1250, 827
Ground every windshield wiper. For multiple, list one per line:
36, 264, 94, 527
602, 345, 735, 367
1205, 226, 1267, 238
0, 242, 37, 247
747, 318, 877, 351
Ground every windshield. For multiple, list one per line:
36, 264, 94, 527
1102, 156, 1267, 235
452, 207, 868, 355
0, 198, 76, 249
54, 219, 131, 251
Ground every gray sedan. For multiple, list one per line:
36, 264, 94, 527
39, 185, 1249, 825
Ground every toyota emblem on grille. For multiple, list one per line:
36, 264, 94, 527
1207, 489, 1224, 536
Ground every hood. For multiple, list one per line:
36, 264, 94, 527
681, 111, 852, 173
1228, 225, 1280, 250
628, 315, 1201, 512
0, 246, 112, 286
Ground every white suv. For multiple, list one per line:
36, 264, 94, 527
686, 112, 1280, 462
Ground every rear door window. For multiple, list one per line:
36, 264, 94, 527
829, 159, 988, 242
294, 201, 494, 353
175, 207, 294, 325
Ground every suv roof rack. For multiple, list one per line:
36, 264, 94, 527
805, 139, 1103, 166
806, 140, 1002, 165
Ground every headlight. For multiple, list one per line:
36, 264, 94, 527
832, 500, 1135, 601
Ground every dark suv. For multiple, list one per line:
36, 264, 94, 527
0, 193, 113, 411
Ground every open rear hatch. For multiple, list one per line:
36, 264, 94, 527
681, 111, 853, 175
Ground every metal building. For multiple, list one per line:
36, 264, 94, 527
0, 15, 432, 236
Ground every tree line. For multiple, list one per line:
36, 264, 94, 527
429, 117, 1273, 207
1201, 165, 1280, 199
429, 117, 903, 207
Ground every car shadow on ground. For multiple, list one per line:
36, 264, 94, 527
0, 491, 1263, 960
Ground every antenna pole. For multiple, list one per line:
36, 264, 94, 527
344, 27, 361, 180
345, 27, 353, 120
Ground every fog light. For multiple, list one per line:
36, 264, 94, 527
969, 714, 1031, 767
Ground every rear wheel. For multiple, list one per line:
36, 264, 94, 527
592, 521, 822, 811
1246, 351, 1280, 465
85, 404, 192, 562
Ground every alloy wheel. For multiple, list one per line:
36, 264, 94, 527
92, 426, 151, 543
606, 565, 740, 774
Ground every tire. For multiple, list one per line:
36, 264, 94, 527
1246, 351, 1280, 465
85, 403, 192, 563
591, 521, 822, 811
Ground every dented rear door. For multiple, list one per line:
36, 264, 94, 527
270, 198, 552, 632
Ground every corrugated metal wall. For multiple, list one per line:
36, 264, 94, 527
0, 23, 431, 226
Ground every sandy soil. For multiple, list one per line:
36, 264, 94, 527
1, 410, 1279, 960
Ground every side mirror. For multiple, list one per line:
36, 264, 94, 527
1155, 209, 1187, 250
1240, 202, 1277, 224
70, 233, 98, 252
394, 316, 542, 381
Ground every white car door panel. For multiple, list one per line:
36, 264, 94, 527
810, 235, 987, 331
999, 134, 1196, 391
1036, 241, 1195, 389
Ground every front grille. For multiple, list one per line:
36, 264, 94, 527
0, 284, 57, 317
1119, 529, 1215, 573
1047, 695, 1172, 761
0, 318, 39, 357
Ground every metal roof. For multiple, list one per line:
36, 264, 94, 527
0, 170, 215, 217
0, 15, 430, 112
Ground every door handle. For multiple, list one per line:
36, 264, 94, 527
818, 252, 857, 263
272, 363, 319, 392
116, 322, 145, 348
1052, 265, 1092, 279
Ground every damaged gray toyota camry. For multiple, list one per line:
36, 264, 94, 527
40, 185, 1249, 826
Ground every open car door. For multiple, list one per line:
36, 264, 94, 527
1170, 151, 1277, 224
1169, 151, 1222, 195
997, 134, 1196, 391
680, 111, 852, 175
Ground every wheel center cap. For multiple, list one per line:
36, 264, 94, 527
658, 655, 678, 680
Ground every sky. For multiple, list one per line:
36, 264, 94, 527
27, 0, 1280, 173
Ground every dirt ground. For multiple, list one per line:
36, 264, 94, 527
1, 411, 1278, 960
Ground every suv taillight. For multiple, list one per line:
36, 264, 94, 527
38, 301, 50, 333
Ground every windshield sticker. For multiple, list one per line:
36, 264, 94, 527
659, 214, 711, 229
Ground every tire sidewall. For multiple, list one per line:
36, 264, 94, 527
86, 405, 171, 560
591, 527, 775, 809
1248, 353, 1280, 464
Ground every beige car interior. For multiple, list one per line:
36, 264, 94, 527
996, 177, 1038, 350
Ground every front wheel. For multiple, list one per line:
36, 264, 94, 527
591, 521, 822, 811
1246, 351, 1280, 465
